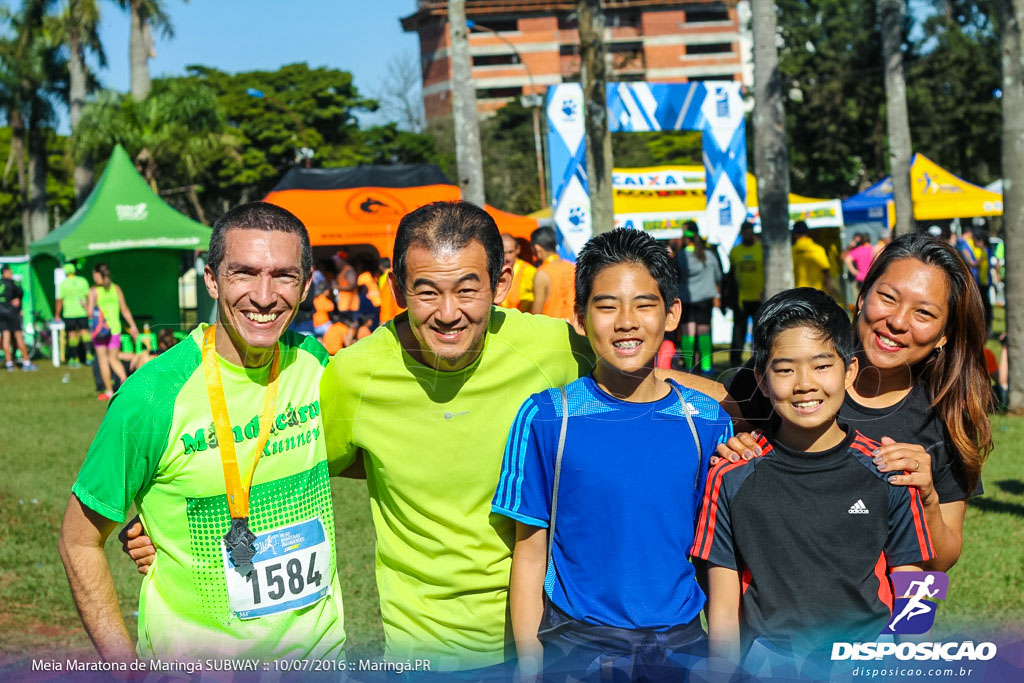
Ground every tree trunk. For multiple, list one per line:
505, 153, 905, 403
881, 0, 914, 236
1001, 0, 1024, 410
578, 0, 614, 235
129, 0, 151, 101
68, 25, 94, 205
448, 0, 486, 206
751, 0, 793, 296
9, 109, 30, 250
26, 117, 48, 241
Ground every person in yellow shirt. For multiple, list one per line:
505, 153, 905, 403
530, 227, 575, 320
727, 222, 763, 366
791, 221, 837, 296
498, 233, 537, 312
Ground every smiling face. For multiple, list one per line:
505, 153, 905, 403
575, 262, 681, 383
756, 326, 858, 452
204, 228, 309, 367
393, 241, 511, 372
857, 257, 950, 376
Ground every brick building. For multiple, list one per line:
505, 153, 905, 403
400, 0, 753, 121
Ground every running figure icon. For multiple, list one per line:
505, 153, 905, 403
888, 574, 939, 629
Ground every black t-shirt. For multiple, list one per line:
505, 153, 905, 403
0, 277, 22, 315
726, 364, 977, 503
692, 429, 934, 651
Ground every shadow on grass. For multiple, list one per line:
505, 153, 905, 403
995, 479, 1024, 496
971, 498, 1024, 517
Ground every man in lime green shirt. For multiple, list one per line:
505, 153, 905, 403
728, 221, 763, 366
59, 203, 347, 663
320, 201, 717, 672
55, 263, 93, 367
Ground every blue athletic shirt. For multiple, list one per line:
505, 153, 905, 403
492, 375, 734, 631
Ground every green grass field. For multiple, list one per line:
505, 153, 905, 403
1, 363, 1022, 672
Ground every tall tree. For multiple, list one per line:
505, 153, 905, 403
448, 0, 485, 206
751, 0, 794, 296
0, 0, 64, 244
578, 0, 614, 235
59, 0, 105, 204
881, 0, 915, 235
116, 0, 175, 101
1000, 0, 1024, 409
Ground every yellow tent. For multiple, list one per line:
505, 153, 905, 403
842, 154, 1003, 228
610, 166, 843, 238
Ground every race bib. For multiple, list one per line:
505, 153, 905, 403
223, 518, 330, 620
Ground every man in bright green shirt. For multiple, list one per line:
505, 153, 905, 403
59, 203, 347, 663
55, 263, 93, 367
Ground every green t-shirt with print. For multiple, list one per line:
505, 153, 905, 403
320, 307, 593, 670
72, 324, 346, 660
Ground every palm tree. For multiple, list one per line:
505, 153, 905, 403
59, 0, 106, 205
73, 80, 238, 222
115, 0, 177, 102
0, 0, 65, 245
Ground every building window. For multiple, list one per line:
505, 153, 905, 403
557, 13, 577, 30
476, 18, 518, 32
477, 86, 522, 99
473, 53, 519, 67
686, 7, 730, 23
609, 41, 643, 53
559, 44, 578, 56
689, 74, 735, 82
686, 42, 734, 55
608, 11, 639, 28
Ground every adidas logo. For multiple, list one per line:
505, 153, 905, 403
848, 499, 870, 515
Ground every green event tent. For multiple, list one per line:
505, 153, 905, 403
29, 144, 210, 328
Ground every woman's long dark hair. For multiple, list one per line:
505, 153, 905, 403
93, 263, 112, 290
855, 234, 992, 493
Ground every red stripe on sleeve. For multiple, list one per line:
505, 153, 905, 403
907, 486, 935, 560
741, 566, 753, 596
874, 553, 894, 611
692, 460, 745, 559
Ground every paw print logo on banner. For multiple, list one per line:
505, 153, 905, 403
568, 206, 586, 228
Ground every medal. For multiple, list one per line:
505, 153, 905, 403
224, 517, 258, 576
202, 325, 281, 578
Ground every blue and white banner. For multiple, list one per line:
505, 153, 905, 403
547, 82, 747, 257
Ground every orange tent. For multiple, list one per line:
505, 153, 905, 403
264, 165, 538, 260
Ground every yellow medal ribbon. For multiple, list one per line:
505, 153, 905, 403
202, 324, 281, 519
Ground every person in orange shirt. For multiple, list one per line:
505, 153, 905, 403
530, 226, 575, 320
312, 287, 336, 336
376, 257, 404, 324
498, 233, 537, 312
334, 251, 359, 313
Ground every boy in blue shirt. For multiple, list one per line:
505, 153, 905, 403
693, 288, 934, 677
491, 228, 733, 680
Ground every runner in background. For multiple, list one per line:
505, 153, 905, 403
675, 223, 722, 374
0, 264, 38, 371
728, 222, 763, 368
531, 226, 575, 320
56, 263, 94, 368
87, 263, 138, 400
499, 233, 536, 312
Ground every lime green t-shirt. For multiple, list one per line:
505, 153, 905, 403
728, 242, 764, 305
72, 324, 346, 661
94, 284, 122, 334
321, 308, 593, 670
58, 275, 90, 318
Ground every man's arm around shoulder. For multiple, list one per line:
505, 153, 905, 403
58, 495, 137, 663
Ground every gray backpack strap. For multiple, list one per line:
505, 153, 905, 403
668, 382, 703, 490
547, 386, 570, 566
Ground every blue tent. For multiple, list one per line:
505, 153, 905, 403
842, 177, 892, 227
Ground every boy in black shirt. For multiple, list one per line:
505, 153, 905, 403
693, 288, 933, 676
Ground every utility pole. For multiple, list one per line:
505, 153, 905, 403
578, 0, 614, 234
1001, 0, 1024, 409
750, 0, 793, 296
881, 0, 914, 235
449, 0, 486, 206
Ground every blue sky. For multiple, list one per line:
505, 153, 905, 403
77, 0, 420, 130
